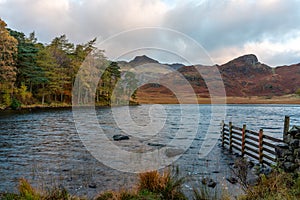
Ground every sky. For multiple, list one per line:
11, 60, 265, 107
1, 0, 300, 66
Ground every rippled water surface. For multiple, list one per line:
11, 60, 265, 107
1, 104, 300, 197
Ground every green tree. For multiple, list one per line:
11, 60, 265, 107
111, 71, 139, 105
48, 35, 74, 102
9, 30, 40, 93
124, 71, 138, 100
70, 38, 97, 85
15, 83, 32, 105
0, 20, 126, 107
36, 46, 55, 104
0, 18, 18, 106
98, 61, 121, 105
74, 49, 107, 105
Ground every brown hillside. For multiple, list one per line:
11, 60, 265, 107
132, 54, 300, 103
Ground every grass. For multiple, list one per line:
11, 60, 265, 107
0, 178, 81, 200
192, 181, 231, 200
1, 169, 186, 200
230, 157, 249, 191
2, 168, 300, 200
137, 169, 186, 200
18, 178, 41, 200
238, 170, 300, 200
96, 168, 186, 200
193, 185, 218, 200
95, 190, 160, 200
229, 157, 300, 200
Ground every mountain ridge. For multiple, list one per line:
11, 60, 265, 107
124, 54, 300, 100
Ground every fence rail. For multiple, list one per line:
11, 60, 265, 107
221, 121, 283, 166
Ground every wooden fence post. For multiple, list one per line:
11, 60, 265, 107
283, 116, 290, 143
241, 124, 246, 156
221, 120, 225, 147
229, 122, 233, 152
258, 129, 264, 165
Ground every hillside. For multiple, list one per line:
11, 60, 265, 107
120, 54, 300, 103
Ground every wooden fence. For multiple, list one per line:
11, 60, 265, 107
221, 121, 283, 166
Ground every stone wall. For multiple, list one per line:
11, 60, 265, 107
275, 125, 300, 173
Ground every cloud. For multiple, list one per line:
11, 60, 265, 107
1, 0, 300, 66
96, 27, 214, 65
0, 0, 168, 43
164, 0, 300, 49
0, 0, 71, 42
163, 0, 300, 65
243, 32, 300, 66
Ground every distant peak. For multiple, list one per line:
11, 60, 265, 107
129, 55, 159, 65
233, 54, 259, 65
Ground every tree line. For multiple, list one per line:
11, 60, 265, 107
0, 19, 138, 109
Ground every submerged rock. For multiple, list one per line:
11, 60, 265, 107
165, 148, 184, 157
207, 180, 217, 188
113, 134, 129, 141
226, 177, 238, 184
0, 142, 12, 148
201, 177, 217, 188
147, 143, 166, 147
88, 183, 97, 189
201, 177, 208, 185
247, 176, 259, 186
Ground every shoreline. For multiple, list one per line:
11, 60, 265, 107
137, 95, 300, 105
220, 95, 300, 104
1, 95, 299, 112
0, 102, 140, 112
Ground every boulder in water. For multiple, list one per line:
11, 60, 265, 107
147, 143, 166, 147
113, 134, 129, 141
226, 177, 238, 184
165, 148, 184, 157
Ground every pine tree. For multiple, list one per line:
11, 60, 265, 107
48, 35, 74, 102
9, 30, 41, 93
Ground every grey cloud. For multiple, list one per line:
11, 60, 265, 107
0, 0, 72, 43
163, 0, 300, 52
264, 50, 300, 66
96, 27, 214, 65
1, 0, 300, 65
0, 0, 166, 43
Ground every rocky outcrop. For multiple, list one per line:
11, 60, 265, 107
223, 54, 259, 67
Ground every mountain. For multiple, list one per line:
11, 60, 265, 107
218, 54, 300, 96
118, 55, 185, 70
218, 54, 274, 96
128, 55, 159, 67
129, 54, 300, 102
